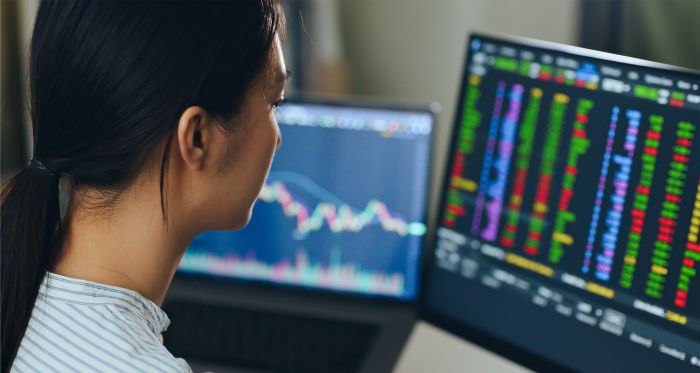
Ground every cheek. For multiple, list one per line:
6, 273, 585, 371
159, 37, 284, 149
223, 120, 278, 229
254, 119, 280, 183
229, 118, 278, 200
256, 113, 280, 164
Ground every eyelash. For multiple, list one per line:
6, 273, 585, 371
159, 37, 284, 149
272, 98, 286, 110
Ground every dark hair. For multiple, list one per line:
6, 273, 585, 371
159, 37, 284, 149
0, 0, 283, 369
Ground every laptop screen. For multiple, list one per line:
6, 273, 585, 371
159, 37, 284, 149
422, 33, 700, 371
178, 98, 435, 301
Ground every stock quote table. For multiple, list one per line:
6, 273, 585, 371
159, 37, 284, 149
427, 35, 700, 371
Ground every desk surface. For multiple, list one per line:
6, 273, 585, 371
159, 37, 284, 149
394, 321, 532, 373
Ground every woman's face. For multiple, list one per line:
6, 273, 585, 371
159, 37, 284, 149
204, 35, 288, 230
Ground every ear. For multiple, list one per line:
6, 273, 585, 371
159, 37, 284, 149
176, 106, 211, 171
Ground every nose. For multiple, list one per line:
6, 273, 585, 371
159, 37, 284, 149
275, 131, 282, 150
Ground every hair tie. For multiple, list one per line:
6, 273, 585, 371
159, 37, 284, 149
30, 158, 59, 178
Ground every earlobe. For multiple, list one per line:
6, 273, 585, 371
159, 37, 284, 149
176, 106, 209, 171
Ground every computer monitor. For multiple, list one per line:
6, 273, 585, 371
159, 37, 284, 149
422, 33, 700, 372
177, 96, 436, 301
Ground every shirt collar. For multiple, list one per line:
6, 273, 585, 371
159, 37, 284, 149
40, 271, 171, 336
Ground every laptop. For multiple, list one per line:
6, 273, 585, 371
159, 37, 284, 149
162, 95, 438, 373
420, 33, 700, 372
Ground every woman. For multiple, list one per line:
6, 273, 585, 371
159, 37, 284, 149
1, 0, 287, 371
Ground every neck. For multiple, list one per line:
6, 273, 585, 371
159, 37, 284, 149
53, 180, 194, 306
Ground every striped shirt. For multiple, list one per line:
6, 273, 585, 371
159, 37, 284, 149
11, 272, 192, 372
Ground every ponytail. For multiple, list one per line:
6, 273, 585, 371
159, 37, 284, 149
1, 160, 63, 371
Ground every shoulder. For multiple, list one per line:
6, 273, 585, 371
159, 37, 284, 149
14, 299, 191, 372
102, 305, 192, 372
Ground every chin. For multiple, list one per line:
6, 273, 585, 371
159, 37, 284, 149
223, 194, 259, 231
227, 209, 253, 231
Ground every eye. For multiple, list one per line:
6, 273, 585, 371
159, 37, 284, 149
272, 98, 286, 112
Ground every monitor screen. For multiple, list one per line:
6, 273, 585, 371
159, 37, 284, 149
178, 98, 435, 301
423, 34, 700, 371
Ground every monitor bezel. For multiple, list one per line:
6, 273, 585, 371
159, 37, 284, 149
418, 31, 700, 372
175, 93, 440, 306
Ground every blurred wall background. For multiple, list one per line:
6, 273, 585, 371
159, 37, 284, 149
2, 1, 699, 371
1, 0, 37, 182
5, 0, 700, 194
336, 0, 580, 222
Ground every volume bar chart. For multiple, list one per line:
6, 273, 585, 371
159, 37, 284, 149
182, 248, 405, 296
